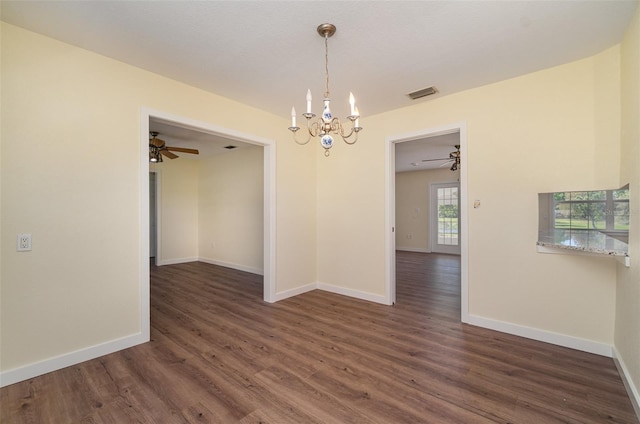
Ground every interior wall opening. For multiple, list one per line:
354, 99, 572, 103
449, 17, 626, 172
386, 123, 468, 322
139, 108, 277, 342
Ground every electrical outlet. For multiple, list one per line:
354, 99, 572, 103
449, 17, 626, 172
17, 233, 32, 251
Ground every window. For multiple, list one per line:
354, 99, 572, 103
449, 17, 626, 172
552, 187, 629, 232
436, 186, 459, 246
537, 186, 629, 262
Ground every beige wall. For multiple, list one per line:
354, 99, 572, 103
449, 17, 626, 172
198, 146, 264, 273
0, 23, 317, 373
318, 46, 621, 344
151, 146, 264, 273
395, 168, 460, 252
150, 159, 199, 263
616, 5, 640, 408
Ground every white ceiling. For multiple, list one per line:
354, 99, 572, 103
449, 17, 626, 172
2, 0, 636, 168
150, 118, 254, 160
395, 132, 460, 173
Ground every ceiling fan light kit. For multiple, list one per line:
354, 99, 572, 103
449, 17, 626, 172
149, 145, 163, 163
149, 131, 199, 163
449, 145, 461, 171
288, 23, 362, 157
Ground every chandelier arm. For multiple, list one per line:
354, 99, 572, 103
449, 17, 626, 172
336, 117, 363, 144
309, 119, 321, 137
290, 127, 312, 145
336, 120, 351, 138
340, 128, 359, 144
342, 132, 358, 145
329, 117, 340, 133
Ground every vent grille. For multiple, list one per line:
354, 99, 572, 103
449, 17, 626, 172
407, 86, 438, 100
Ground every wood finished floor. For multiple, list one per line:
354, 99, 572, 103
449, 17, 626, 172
1, 251, 637, 423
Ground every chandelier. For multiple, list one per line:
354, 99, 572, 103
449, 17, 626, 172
288, 23, 362, 156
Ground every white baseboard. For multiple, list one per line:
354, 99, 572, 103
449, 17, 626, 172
0, 332, 147, 388
155, 256, 198, 266
272, 281, 389, 305
198, 257, 263, 276
317, 282, 389, 305
613, 347, 640, 420
272, 282, 317, 302
466, 314, 613, 357
396, 247, 430, 253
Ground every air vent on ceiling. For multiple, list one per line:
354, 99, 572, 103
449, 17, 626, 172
407, 86, 438, 100
224, 145, 237, 149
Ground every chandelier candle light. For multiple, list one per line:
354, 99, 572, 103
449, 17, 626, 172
288, 23, 362, 156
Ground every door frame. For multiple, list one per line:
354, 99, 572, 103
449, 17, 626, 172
385, 122, 468, 322
430, 181, 461, 255
149, 170, 161, 262
139, 107, 277, 341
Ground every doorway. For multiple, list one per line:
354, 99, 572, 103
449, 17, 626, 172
385, 122, 468, 322
138, 108, 277, 342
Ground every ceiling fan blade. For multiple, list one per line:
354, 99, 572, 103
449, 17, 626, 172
160, 150, 179, 159
439, 160, 454, 167
421, 157, 450, 162
166, 147, 199, 155
150, 137, 166, 148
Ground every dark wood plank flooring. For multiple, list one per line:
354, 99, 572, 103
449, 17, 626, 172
1, 251, 637, 423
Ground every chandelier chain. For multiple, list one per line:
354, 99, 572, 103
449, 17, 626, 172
324, 33, 330, 98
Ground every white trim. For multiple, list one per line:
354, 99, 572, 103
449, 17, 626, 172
139, 116, 151, 343
396, 247, 430, 253
613, 347, 640, 420
272, 281, 388, 305
140, 107, 277, 308
155, 257, 199, 266
317, 282, 388, 305
150, 169, 162, 263
272, 283, 317, 302
385, 138, 397, 305
199, 257, 264, 276
0, 332, 146, 388
459, 124, 469, 323
466, 314, 613, 357
263, 141, 277, 303
385, 122, 468, 319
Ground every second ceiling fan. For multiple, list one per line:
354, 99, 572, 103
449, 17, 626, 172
149, 131, 199, 162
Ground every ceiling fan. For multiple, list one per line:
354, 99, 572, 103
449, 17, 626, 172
416, 144, 461, 171
149, 131, 199, 163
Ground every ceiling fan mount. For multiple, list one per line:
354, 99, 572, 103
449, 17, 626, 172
149, 131, 199, 163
